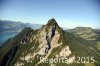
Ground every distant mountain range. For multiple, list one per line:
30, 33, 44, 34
0, 20, 69, 33
0, 20, 42, 33
0, 18, 100, 66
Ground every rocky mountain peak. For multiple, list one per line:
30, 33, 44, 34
35, 18, 63, 50
46, 18, 59, 27
0, 19, 74, 66
43, 18, 63, 35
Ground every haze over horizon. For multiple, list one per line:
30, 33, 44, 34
0, 0, 100, 29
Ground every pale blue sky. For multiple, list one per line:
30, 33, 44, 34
0, 0, 100, 28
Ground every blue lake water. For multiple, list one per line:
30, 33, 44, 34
0, 32, 19, 45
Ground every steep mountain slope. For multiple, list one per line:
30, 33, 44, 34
0, 19, 100, 66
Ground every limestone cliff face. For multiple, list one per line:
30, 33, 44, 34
13, 18, 75, 66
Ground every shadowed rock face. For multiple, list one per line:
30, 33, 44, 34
51, 25, 56, 38
46, 35, 51, 50
21, 30, 33, 44
45, 24, 56, 54
1, 45, 18, 66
